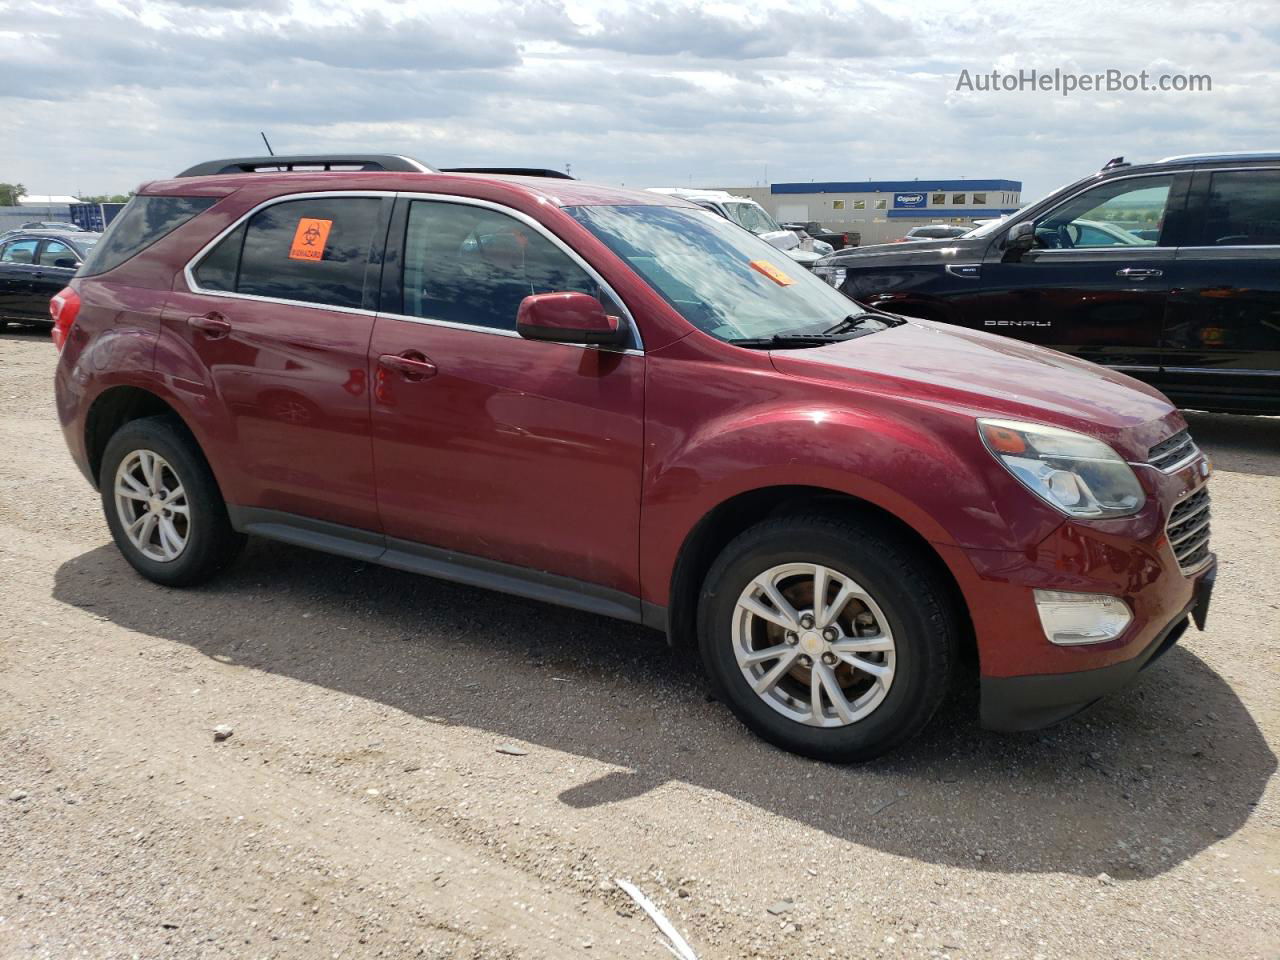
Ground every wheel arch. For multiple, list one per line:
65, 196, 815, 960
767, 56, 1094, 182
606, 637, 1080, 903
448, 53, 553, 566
84, 385, 211, 490
665, 484, 976, 668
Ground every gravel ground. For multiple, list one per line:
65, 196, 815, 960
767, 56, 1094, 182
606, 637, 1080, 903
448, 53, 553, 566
1, 326, 1277, 959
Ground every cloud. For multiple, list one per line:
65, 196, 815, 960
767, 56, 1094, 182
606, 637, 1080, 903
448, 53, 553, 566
0, 0, 1278, 200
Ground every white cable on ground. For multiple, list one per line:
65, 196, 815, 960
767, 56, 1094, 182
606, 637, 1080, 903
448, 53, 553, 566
614, 878, 699, 960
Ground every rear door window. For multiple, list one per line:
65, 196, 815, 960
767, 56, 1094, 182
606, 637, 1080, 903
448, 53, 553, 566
199, 196, 383, 310
37, 240, 77, 267
1200, 170, 1280, 246
79, 196, 216, 276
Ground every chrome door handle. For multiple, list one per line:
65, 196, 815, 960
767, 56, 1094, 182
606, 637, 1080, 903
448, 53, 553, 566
378, 351, 437, 381
188, 313, 232, 338
1116, 268, 1163, 279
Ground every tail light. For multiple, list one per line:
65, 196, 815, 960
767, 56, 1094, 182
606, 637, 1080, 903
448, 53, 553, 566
841, 233, 849, 246
50, 286, 81, 351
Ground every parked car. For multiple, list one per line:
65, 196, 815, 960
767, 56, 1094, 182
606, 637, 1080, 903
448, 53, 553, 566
782, 221, 860, 251
53, 153, 1214, 761
647, 188, 828, 266
894, 224, 970, 242
815, 152, 1280, 414
0, 229, 100, 328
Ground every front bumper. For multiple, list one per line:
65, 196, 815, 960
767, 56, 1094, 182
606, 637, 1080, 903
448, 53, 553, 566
980, 559, 1215, 731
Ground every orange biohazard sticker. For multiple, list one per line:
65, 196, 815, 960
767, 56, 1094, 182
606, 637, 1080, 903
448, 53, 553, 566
288, 218, 333, 261
749, 259, 794, 286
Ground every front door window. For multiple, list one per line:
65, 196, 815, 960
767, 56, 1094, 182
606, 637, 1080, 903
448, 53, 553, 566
1035, 176, 1174, 249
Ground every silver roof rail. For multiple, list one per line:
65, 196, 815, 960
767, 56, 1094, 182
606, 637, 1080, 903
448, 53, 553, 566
176, 154, 436, 177
1156, 151, 1280, 164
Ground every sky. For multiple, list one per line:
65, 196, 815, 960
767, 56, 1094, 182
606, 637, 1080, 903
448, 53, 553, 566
2, 0, 1277, 203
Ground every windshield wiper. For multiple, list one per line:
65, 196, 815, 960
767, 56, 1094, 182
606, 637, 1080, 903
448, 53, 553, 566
820, 312, 898, 335
728, 333, 852, 349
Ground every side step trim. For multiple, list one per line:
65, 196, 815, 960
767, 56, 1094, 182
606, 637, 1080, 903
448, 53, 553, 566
226, 506, 645, 625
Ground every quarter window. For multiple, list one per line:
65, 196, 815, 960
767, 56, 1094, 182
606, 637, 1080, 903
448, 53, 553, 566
79, 195, 216, 276
195, 197, 382, 310
401, 200, 621, 331
1201, 170, 1280, 246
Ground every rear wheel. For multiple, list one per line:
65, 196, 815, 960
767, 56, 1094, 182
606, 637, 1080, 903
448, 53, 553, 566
100, 416, 245, 586
698, 513, 958, 762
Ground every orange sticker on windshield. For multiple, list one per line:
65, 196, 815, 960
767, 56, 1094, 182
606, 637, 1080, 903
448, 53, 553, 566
288, 218, 332, 261
749, 259, 794, 286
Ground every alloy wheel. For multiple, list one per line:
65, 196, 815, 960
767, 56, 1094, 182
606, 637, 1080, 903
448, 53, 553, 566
113, 449, 191, 562
732, 562, 896, 727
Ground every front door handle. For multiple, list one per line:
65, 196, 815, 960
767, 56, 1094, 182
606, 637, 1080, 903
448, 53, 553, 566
188, 313, 232, 338
1116, 268, 1163, 279
378, 351, 437, 381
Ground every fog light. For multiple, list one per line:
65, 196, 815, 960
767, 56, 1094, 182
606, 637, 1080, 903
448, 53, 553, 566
1033, 590, 1132, 645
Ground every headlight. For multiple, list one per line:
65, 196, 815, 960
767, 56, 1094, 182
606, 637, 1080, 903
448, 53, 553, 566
813, 265, 846, 288
978, 418, 1145, 518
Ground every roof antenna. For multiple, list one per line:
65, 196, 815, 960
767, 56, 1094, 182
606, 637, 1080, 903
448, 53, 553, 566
260, 131, 275, 156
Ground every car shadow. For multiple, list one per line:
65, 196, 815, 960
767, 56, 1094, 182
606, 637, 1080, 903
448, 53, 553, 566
1183, 411, 1280, 478
53, 539, 1274, 879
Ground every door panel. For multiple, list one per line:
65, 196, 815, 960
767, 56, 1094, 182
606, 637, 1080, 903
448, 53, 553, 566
168, 193, 389, 529
369, 197, 644, 594
0, 239, 41, 318
1160, 169, 1280, 407
970, 173, 1188, 377
163, 291, 379, 529
370, 321, 644, 592
972, 247, 1177, 372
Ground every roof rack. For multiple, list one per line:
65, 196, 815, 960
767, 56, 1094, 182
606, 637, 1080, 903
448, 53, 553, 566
176, 154, 436, 177
439, 167, 575, 180
1157, 150, 1280, 165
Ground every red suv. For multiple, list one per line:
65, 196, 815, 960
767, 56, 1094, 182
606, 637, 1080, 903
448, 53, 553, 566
53, 154, 1215, 761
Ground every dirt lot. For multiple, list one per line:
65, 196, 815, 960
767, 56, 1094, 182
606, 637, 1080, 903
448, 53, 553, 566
1, 326, 1277, 959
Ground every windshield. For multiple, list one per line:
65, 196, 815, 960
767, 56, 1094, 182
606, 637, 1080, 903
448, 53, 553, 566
567, 203, 884, 343
724, 201, 782, 235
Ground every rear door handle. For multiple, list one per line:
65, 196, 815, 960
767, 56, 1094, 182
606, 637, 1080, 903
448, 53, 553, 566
188, 313, 232, 338
378, 351, 437, 381
1116, 268, 1163, 279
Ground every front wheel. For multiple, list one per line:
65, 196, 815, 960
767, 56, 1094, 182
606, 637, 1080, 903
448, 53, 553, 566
698, 514, 959, 762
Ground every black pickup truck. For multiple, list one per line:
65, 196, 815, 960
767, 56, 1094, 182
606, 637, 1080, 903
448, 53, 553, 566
814, 152, 1280, 414
782, 221, 859, 251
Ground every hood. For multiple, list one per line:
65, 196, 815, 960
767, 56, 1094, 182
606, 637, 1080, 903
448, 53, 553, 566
822, 235, 987, 266
769, 317, 1180, 456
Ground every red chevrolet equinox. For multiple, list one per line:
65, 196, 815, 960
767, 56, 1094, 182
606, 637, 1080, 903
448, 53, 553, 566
52, 155, 1216, 761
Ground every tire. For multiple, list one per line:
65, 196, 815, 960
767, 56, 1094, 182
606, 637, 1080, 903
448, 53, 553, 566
99, 415, 245, 587
698, 513, 958, 762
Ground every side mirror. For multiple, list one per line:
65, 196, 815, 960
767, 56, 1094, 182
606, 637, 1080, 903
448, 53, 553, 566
54, 257, 79, 269
516, 292, 627, 347
1002, 221, 1036, 262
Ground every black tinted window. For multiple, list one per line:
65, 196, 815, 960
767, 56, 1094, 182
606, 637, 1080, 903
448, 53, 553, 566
402, 200, 618, 330
1202, 170, 1280, 246
79, 196, 216, 276
193, 224, 245, 292
235, 197, 381, 309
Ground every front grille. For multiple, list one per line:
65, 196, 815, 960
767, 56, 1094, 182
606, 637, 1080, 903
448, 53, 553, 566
1147, 428, 1199, 471
1167, 487, 1211, 575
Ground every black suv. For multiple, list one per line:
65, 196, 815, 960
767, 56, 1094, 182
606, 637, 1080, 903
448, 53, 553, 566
814, 153, 1280, 414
